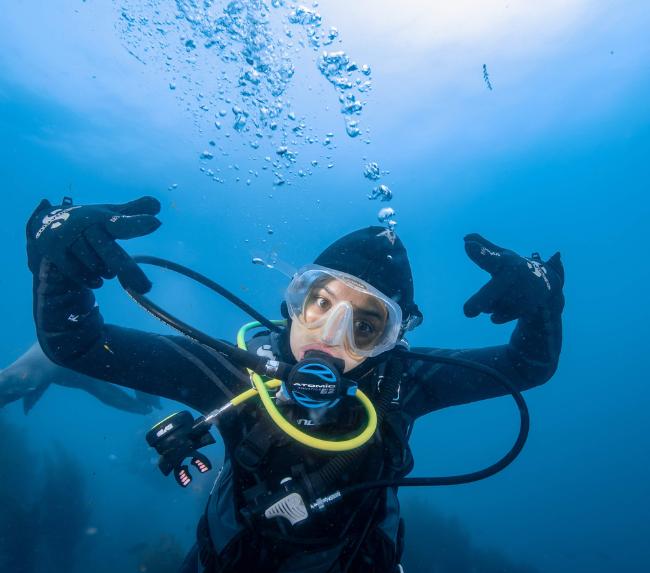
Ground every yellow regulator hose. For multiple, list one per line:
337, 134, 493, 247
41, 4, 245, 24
233, 321, 377, 452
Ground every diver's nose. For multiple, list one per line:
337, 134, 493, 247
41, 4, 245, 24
319, 302, 353, 347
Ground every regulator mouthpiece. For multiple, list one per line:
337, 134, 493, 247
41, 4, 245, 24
283, 350, 356, 409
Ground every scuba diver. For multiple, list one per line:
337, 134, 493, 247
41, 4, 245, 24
26, 196, 564, 573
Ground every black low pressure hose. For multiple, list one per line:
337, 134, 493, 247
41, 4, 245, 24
132, 256, 283, 333
325, 348, 530, 499
127, 256, 290, 379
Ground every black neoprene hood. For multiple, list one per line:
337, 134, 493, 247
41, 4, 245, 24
313, 226, 423, 327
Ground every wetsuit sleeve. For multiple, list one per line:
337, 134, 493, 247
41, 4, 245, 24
400, 308, 562, 419
32, 259, 246, 414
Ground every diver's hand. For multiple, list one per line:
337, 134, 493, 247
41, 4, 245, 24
26, 197, 161, 294
463, 234, 564, 323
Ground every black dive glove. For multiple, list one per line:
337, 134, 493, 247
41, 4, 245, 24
26, 196, 161, 294
463, 234, 565, 323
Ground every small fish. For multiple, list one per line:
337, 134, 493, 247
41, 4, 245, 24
482, 64, 493, 91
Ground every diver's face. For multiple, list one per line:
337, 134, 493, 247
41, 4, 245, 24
289, 277, 389, 373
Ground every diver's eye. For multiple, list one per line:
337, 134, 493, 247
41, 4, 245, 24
354, 320, 376, 338
303, 291, 333, 323
315, 296, 331, 311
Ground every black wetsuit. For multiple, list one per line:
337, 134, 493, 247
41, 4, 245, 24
32, 261, 562, 572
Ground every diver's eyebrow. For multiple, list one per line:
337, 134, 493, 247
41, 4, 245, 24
320, 285, 386, 322
355, 307, 386, 322
321, 284, 338, 298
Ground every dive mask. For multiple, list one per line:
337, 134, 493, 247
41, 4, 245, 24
285, 264, 403, 358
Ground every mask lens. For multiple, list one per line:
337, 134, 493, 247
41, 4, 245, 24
301, 276, 335, 326
286, 265, 402, 357
351, 306, 388, 350
302, 278, 389, 350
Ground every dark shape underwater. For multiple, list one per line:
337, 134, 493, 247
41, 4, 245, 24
0, 413, 91, 573
401, 498, 539, 573
0, 342, 161, 414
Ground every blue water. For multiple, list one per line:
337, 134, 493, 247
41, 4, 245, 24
1, 1, 649, 572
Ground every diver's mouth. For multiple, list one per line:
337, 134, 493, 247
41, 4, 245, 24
299, 343, 341, 360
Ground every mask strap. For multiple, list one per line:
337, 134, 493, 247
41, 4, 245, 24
280, 300, 290, 319
402, 305, 423, 332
